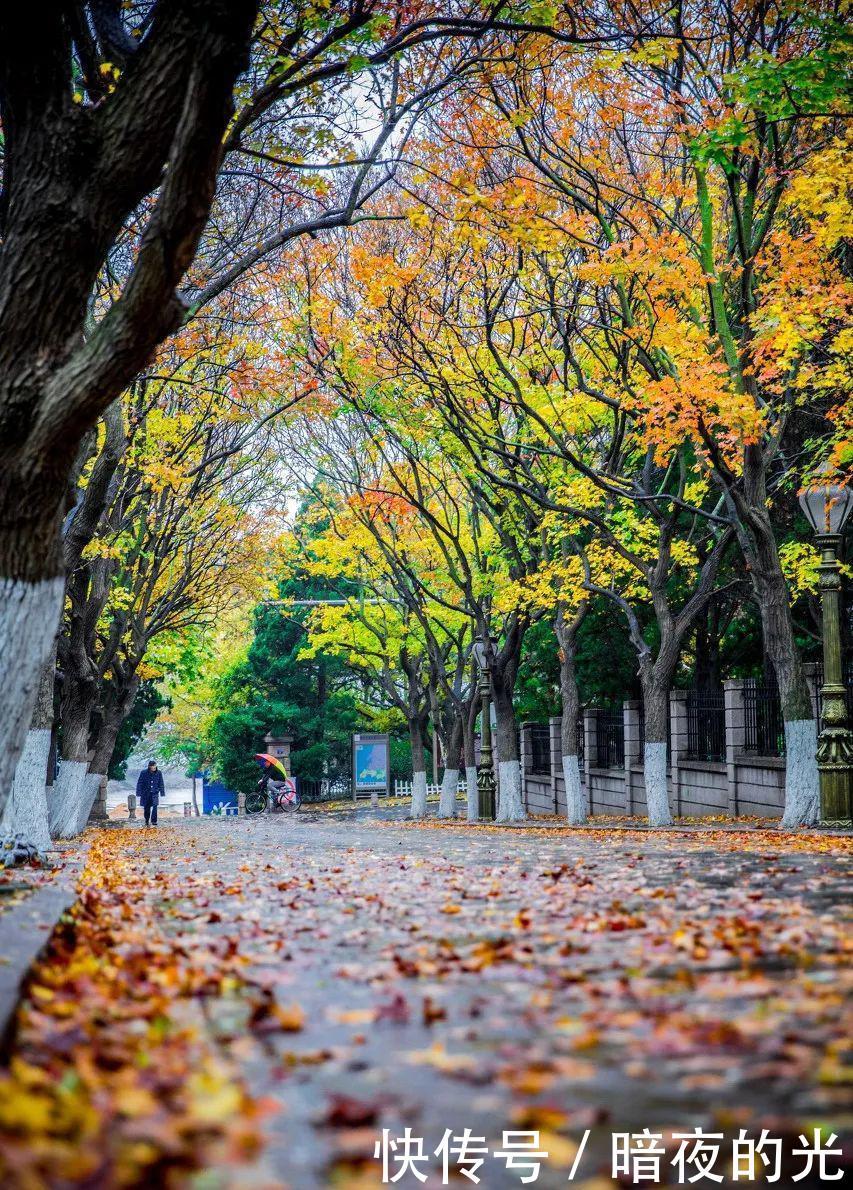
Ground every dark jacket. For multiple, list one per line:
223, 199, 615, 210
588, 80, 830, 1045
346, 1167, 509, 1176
136, 767, 165, 806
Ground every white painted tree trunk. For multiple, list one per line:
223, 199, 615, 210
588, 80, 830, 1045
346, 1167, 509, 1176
50, 761, 99, 839
466, 765, 478, 822
0, 578, 65, 822
85, 772, 109, 827
644, 742, 673, 827
75, 773, 101, 836
0, 729, 52, 853
562, 753, 587, 825
438, 768, 458, 817
409, 771, 428, 819
496, 759, 525, 821
780, 719, 819, 828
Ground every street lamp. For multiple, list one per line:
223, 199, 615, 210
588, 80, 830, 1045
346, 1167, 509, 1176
473, 631, 497, 821
799, 468, 853, 827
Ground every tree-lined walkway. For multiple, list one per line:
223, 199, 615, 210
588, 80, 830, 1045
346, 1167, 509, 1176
1, 813, 851, 1187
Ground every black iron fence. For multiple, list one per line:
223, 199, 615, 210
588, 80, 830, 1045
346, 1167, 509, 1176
596, 706, 624, 769
297, 774, 353, 803
524, 717, 585, 776
518, 660, 852, 785
686, 687, 726, 762
743, 680, 785, 757
743, 662, 853, 759
529, 725, 551, 775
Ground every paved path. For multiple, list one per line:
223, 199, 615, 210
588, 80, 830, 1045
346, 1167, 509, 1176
147, 810, 853, 1187
7, 810, 853, 1188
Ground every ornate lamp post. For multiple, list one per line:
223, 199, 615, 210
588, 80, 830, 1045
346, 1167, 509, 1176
799, 470, 853, 827
472, 632, 497, 821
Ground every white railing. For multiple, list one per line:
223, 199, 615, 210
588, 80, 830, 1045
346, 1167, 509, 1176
393, 779, 467, 799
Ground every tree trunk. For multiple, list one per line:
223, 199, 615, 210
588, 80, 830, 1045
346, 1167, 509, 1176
640, 673, 673, 828
86, 681, 138, 828
48, 662, 98, 839
694, 602, 723, 691
747, 518, 819, 827
556, 605, 587, 825
489, 618, 526, 823
493, 680, 524, 822
409, 715, 428, 819
88, 775, 109, 827
0, 574, 65, 825
438, 714, 463, 818
0, 641, 57, 852
51, 765, 100, 839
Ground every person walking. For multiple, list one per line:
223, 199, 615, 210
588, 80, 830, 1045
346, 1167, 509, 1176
136, 760, 165, 827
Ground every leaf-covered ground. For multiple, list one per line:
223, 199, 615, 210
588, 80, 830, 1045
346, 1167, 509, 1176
0, 861, 60, 918
0, 810, 850, 1188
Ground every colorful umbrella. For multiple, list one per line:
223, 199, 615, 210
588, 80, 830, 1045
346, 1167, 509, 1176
254, 752, 288, 778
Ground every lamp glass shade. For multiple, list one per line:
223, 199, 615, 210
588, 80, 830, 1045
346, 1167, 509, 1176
472, 638, 488, 671
799, 480, 853, 535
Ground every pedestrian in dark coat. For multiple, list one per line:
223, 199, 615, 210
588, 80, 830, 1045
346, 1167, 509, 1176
136, 760, 165, 826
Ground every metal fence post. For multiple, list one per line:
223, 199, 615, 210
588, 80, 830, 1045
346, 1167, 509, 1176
520, 722, 531, 812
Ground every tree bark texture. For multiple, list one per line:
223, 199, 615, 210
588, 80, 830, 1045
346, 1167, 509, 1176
491, 617, 525, 822
409, 714, 429, 819
731, 450, 818, 825
494, 688, 524, 822
0, 642, 58, 851
1, 730, 53, 853
50, 762, 99, 839
556, 603, 587, 824
438, 715, 463, 818
639, 675, 674, 827
0, 578, 64, 820
748, 521, 818, 825
84, 677, 140, 828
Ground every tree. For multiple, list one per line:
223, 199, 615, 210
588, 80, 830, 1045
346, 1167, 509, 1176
46, 353, 276, 837
0, 1, 260, 809
441, 2, 851, 822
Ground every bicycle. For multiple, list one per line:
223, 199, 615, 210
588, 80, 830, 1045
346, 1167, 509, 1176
245, 775, 301, 816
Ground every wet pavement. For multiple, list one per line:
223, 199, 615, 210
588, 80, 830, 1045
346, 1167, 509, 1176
132, 807, 853, 1188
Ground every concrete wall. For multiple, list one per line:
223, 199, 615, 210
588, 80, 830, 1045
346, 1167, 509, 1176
519, 672, 814, 820
732, 759, 786, 816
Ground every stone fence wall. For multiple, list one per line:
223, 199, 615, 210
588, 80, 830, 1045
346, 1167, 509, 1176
519, 665, 825, 820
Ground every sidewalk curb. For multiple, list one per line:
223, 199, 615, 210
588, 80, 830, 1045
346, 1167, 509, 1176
0, 845, 88, 1053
